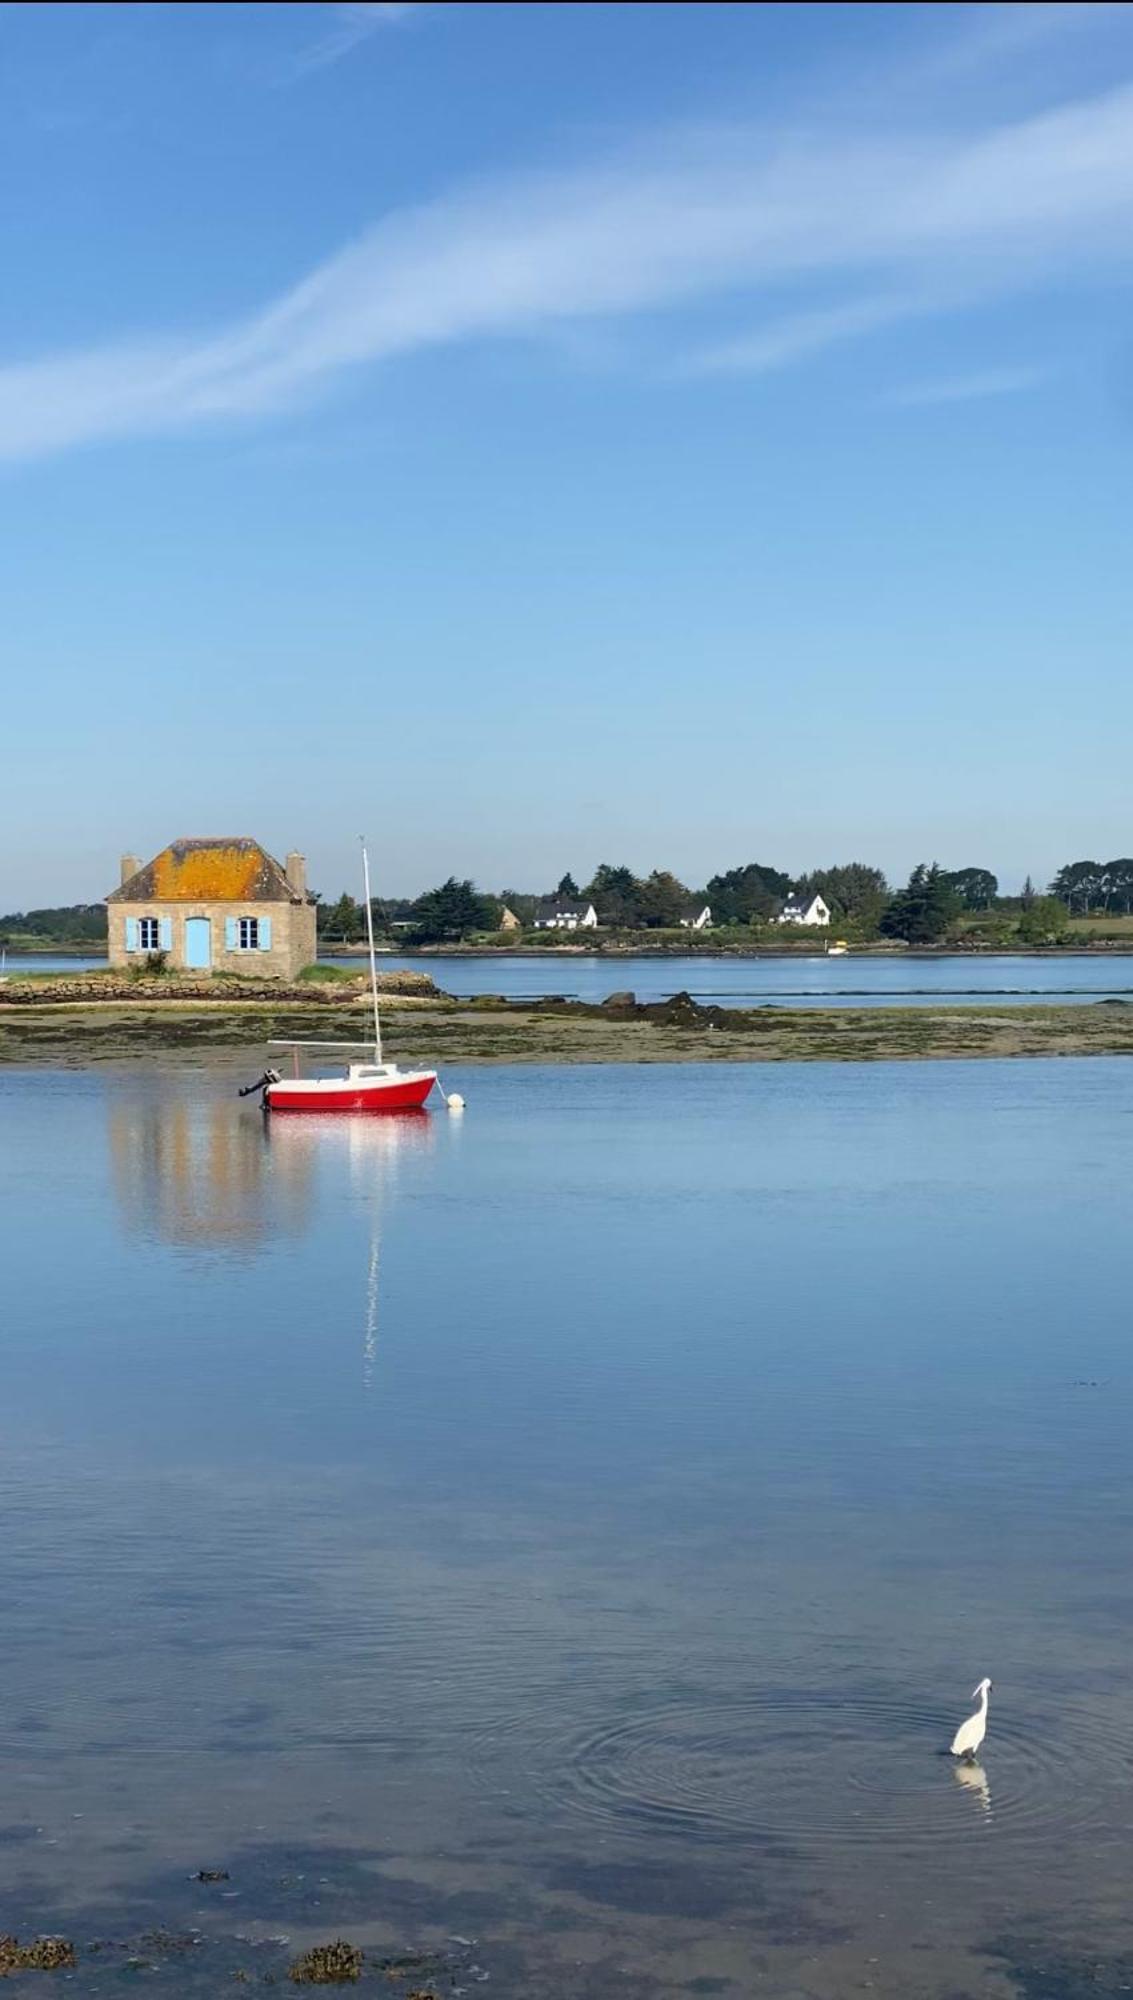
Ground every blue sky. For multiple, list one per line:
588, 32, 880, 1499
4, 1, 1133, 907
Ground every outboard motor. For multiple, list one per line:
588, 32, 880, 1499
238, 1067, 281, 1104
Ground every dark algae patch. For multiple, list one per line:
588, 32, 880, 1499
0, 1923, 473, 1995
289, 1938, 364, 1983
0, 1935, 76, 1973
984, 1931, 1133, 1997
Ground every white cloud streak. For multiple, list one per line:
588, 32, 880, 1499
5, 78, 1133, 460
287, 3, 419, 78
885, 365, 1051, 407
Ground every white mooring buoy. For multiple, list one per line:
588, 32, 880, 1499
446, 1092, 465, 1112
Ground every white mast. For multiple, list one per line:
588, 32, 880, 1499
360, 835, 382, 1062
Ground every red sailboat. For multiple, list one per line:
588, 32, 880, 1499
241, 839, 449, 1116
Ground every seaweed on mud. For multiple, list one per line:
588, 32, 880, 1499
288, 1939, 364, 1983
0, 1934, 76, 1971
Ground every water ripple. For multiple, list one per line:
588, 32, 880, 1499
468, 1686, 1133, 1851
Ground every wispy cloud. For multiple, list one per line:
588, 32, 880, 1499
287, 3, 419, 78
5, 75, 1133, 461
683, 294, 934, 376
885, 365, 1051, 408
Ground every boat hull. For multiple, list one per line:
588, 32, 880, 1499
267, 1071, 436, 1114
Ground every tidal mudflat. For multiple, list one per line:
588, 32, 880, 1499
6, 993, 1133, 1067
3, 1059, 1133, 1997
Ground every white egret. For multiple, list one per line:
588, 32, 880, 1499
950, 1677, 993, 1760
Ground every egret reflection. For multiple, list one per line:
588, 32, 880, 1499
953, 1758, 991, 1815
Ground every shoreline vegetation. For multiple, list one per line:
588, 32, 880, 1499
8, 934, 1133, 960
2, 970, 1133, 1064
11, 863, 1133, 959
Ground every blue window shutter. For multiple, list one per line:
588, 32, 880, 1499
125, 917, 139, 951
159, 917, 172, 950
259, 916, 272, 951
225, 918, 238, 950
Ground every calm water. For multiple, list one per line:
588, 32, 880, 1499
2, 1057, 1133, 1994
340, 950, 1133, 1007
9, 948, 1133, 1007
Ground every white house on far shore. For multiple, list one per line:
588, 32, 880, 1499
777, 892, 831, 927
533, 898, 599, 931
678, 902, 712, 930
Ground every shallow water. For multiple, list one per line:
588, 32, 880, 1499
2, 1059, 1133, 1995
10, 947, 1133, 1006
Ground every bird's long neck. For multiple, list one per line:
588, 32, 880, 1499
976, 1685, 989, 1715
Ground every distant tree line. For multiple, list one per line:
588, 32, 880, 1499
1048, 859, 1133, 914
5, 855, 1131, 950
310, 860, 995, 945
0, 903, 108, 942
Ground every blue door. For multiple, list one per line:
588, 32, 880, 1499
184, 917, 212, 969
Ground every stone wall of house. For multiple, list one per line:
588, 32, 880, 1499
107, 899, 317, 980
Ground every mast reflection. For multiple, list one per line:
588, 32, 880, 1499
264, 1109, 434, 1388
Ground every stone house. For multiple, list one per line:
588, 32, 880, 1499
678, 902, 712, 930
107, 838, 317, 980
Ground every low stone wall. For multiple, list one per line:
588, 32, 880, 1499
0, 970, 441, 1006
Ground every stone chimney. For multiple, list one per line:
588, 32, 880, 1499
285, 850, 307, 897
120, 853, 141, 886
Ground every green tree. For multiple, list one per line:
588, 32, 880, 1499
319, 892, 363, 944
555, 872, 580, 898
585, 863, 642, 927
794, 863, 890, 930
1103, 859, 1133, 914
943, 867, 998, 911
1017, 896, 1069, 945
1050, 861, 1104, 913
409, 877, 498, 942
704, 862, 791, 925
635, 869, 691, 928
879, 863, 959, 943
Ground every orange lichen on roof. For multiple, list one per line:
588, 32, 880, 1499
108, 837, 300, 905
150, 842, 265, 901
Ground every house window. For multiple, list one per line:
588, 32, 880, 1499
238, 917, 260, 950
138, 917, 160, 951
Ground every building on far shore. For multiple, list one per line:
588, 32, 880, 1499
498, 905, 522, 931
678, 901, 712, 931
777, 892, 831, 927
107, 838, 317, 979
533, 898, 599, 932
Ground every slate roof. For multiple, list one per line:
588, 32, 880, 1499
109, 838, 308, 905
535, 898, 593, 921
